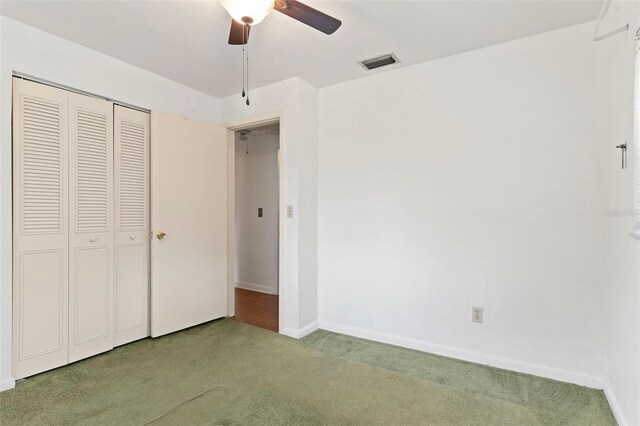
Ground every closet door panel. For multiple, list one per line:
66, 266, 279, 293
73, 246, 110, 342
68, 92, 114, 362
114, 106, 150, 347
12, 78, 69, 379
114, 244, 147, 344
19, 251, 64, 357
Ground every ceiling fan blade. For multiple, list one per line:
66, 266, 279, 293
228, 19, 250, 45
274, 0, 341, 35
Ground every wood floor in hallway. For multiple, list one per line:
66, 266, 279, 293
234, 287, 279, 332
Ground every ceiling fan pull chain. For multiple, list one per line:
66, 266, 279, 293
246, 34, 250, 106
241, 28, 246, 98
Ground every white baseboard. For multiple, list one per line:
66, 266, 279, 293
235, 281, 277, 295
318, 320, 605, 389
0, 377, 16, 392
603, 382, 628, 426
283, 321, 319, 339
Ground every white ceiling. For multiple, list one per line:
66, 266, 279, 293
0, 0, 601, 98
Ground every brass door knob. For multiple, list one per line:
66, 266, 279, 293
156, 231, 167, 240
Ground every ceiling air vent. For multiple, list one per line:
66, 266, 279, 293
359, 53, 400, 71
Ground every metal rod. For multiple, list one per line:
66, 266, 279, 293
616, 143, 627, 170
594, 23, 629, 42
12, 72, 151, 113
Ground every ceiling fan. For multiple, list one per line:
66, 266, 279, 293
220, 0, 342, 45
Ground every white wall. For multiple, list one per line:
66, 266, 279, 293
0, 17, 221, 390
595, 2, 640, 424
318, 22, 606, 387
235, 131, 279, 294
219, 78, 319, 338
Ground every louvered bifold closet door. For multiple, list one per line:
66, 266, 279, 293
113, 105, 150, 346
12, 78, 69, 379
68, 93, 115, 362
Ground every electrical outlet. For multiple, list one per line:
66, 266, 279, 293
472, 307, 483, 323
287, 205, 294, 218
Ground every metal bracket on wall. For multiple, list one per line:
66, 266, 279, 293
594, 23, 629, 41
616, 143, 627, 169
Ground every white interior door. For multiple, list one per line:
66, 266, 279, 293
113, 106, 150, 346
68, 92, 114, 362
150, 111, 228, 337
12, 78, 69, 379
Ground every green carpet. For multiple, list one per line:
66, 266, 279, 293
0, 319, 615, 425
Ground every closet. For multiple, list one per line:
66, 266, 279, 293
12, 78, 150, 379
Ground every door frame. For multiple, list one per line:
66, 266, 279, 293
224, 111, 284, 334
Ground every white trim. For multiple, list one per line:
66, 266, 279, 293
318, 321, 605, 389
603, 382, 628, 426
283, 321, 319, 339
0, 377, 16, 392
223, 111, 281, 131
226, 128, 236, 318
299, 321, 319, 338
235, 281, 277, 295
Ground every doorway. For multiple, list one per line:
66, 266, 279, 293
232, 122, 280, 332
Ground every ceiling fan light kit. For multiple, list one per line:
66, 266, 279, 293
220, 0, 274, 25
220, 0, 342, 105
